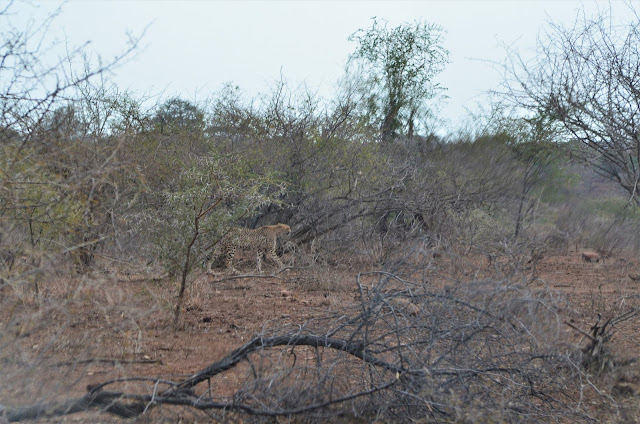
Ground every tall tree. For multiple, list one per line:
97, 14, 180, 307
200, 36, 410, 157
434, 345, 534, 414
502, 4, 640, 206
348, 18, 449, 140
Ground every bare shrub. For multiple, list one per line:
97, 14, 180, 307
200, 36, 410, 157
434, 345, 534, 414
502, 2, 640, 206
553, 193, 640, 255
544, 230, 570, 255
586, 218, 640, 258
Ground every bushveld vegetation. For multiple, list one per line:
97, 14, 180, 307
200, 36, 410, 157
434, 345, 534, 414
1, 2, 640, 423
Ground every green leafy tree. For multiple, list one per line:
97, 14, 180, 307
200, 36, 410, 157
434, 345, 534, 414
348, 18, 449, 140
143, 153, 284, 329
153, 97, 206, 137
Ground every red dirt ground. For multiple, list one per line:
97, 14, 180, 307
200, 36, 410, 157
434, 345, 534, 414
1, 248, 639, 422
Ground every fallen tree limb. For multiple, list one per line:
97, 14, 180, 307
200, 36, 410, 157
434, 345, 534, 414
3, 331, 405, 422
3, 391, 145, 422
161, 333, 410, 395
2, 275, 605, 423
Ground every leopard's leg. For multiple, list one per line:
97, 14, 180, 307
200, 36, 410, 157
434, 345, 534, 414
206, 249, 219, 274
269, 249, 285, 270
264, 238, 286, 270
256, 251, 264, 273
225, 247, 239, 274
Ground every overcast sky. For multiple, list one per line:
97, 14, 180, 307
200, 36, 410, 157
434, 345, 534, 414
12, 0, 635, 132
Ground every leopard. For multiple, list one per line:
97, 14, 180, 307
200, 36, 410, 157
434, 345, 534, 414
208, 223, 291, 274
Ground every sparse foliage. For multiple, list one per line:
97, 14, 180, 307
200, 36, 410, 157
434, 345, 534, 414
502, 3, 640, 206
140, 153, 284, 328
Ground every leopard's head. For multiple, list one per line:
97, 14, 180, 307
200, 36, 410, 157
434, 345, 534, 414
275, 223, 291, 235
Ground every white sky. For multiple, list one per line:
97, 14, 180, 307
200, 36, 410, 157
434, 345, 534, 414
11, 0, 636, 132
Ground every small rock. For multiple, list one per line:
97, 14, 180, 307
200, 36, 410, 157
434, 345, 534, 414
612, 382, 636, 397
581, 251, 601, 262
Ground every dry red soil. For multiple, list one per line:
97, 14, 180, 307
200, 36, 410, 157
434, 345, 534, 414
1, 249, 639, 422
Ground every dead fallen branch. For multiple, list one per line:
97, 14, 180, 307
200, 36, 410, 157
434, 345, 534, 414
3, 332, 406, 422
3, 392, 145, 422
3, 274, 605, 423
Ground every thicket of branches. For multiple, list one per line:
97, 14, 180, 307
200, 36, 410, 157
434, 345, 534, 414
4, 3, 639, 284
